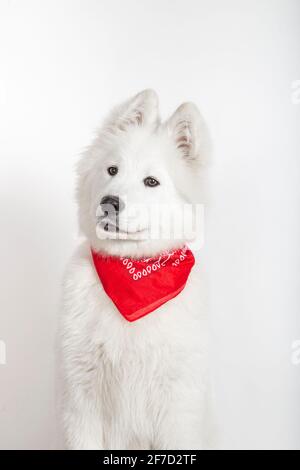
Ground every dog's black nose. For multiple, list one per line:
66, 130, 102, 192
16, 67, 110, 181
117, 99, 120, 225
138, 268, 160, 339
100, 195, 124, 214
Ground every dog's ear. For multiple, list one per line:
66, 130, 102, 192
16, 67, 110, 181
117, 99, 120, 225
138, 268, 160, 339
166, 102, 210, 165
104, 89, 159, 133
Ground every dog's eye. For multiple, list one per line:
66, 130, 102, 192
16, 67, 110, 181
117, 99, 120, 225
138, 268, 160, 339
144, 176, 160, 187
107, 166, 118, 176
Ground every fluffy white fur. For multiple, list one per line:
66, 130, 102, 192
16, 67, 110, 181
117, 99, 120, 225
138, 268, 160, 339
60, 90, 215, 450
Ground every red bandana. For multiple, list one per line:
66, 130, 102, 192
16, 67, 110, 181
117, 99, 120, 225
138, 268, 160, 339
91, 246, 195, 322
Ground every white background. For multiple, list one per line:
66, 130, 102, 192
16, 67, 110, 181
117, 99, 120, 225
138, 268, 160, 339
0, 0, 299, 450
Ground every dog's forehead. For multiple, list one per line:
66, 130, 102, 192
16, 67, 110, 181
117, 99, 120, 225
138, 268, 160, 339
114, 126, 171, 163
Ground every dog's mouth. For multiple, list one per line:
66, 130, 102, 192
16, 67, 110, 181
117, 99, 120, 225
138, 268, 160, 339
97, 217, 149, 241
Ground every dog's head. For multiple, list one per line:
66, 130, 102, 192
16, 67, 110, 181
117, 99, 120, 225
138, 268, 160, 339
77, 90, 211, 258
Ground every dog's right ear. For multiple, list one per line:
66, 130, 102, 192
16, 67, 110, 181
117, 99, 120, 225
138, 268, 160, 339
104, 89, 159, 133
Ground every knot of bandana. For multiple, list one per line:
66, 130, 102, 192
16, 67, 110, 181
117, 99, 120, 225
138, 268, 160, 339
91, 246, 195, 322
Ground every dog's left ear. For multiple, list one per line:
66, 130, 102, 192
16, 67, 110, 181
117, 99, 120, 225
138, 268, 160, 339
105, 89, 159, 133
166, 102, 210, 166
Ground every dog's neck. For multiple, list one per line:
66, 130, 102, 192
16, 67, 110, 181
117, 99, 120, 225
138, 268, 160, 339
90, 237, 188, 260
91, 245, 195, 322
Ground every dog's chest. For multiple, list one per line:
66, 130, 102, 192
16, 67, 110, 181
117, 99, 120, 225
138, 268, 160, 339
64, 249, 206, 387
89, 270, 205, 376
63, 250, 208, 440
90, 286, 204, 421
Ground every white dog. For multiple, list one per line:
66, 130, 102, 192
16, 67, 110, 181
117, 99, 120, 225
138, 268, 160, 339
60, 90, 215, 450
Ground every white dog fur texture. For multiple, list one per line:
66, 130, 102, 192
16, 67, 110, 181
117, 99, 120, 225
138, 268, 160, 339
60, 90, 216, 450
